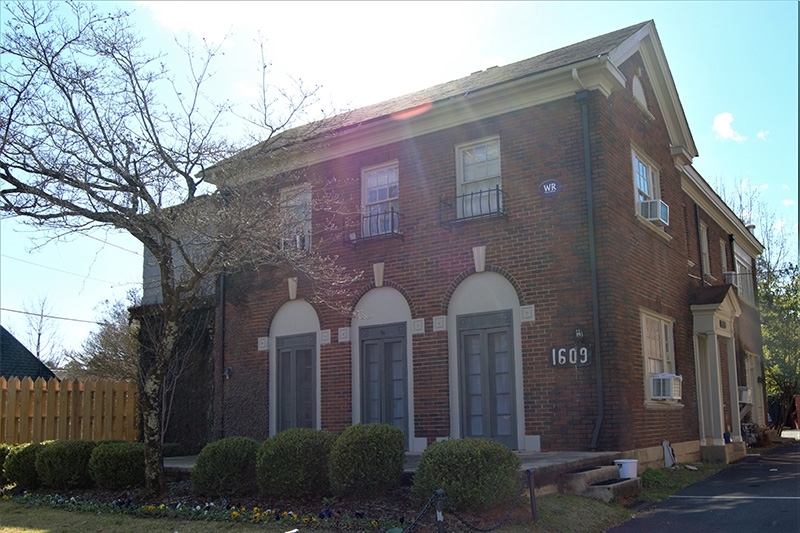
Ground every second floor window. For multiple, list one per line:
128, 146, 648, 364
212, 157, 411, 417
632, 147, 669, 225
734, 248, 755, 305
456, 137, 502, 219
700, 222, 710, 276
362, 162, 400, 237
279, 183, 312, 251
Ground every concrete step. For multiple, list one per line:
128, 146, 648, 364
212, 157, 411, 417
583, 477, 642, 503
559, 465, 620, 494
558, 464, 642, 503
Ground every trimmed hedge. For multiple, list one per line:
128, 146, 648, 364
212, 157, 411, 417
328, 424, 405, 499
35, 440, 97, 489
256, 428, 337, 498
0, 443, 12, 486
191, 436, 259, 497
162, 442, 185, 457
3, 442, 44, 490
89, 441, 145, 489
411, 438, 521, 512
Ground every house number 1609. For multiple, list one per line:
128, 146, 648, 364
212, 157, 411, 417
550, 346, 590, 367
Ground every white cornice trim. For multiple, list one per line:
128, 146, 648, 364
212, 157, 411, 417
213, 59, 626, 186
610, 21, 697, 162
680, 165, 764, 257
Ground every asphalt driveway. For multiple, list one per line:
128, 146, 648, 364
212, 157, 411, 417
608, 441, 800, 532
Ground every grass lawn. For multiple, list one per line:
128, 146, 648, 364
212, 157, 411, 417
0, 460, 733, 533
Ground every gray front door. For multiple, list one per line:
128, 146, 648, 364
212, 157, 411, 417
360, 323, 407, 444
458, 310, 516, 448
276, 333, 316, 431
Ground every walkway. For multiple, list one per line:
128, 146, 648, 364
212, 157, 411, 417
164, 449, 622, 494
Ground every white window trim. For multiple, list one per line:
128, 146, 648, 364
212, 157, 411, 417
733, 242, 755, 305
631, 146, 660, 205
720, 239, 729, 276
279, 183, 312, 251
640, 308, 681, 405
361, 160, 400, 237
455, 135, 502, 219
699, 222, 710, 276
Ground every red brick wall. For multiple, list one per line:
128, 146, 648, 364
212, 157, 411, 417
213, 51, 757, 454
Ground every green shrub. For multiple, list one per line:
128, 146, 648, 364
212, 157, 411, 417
411, 438, 521, 512
328, 424, 405, 499
35, 440, 97, 489
0, 443, 12, 486
257, 428, 337, 498
3, 442, 44, 490
162, 442, 185, 457
89, 441, 145, 489
191, 436, 259, 497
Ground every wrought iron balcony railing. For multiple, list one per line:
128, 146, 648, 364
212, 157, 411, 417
439, 185, 507, 228
344, 208, 403, 245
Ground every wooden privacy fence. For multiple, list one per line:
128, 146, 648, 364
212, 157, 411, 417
0, 377, 137, 445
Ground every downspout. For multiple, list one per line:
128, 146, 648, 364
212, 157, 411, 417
218, 270, 226, 438
575, 79, 604, 451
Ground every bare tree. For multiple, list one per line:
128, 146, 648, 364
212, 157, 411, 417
22, 296, 63, 368
714, 178, 794, 280
0, 0, 357, 495
716, 178, 799, 433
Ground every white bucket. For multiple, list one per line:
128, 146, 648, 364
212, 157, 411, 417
614, 459, 638, 479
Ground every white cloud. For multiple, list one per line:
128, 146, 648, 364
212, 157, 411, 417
756, 130, 770, 140
782, 199, 796, 207
711, 112, 746, 142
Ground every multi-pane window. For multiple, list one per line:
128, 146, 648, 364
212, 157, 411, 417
362, 162, 399, 237
360, 323, 407, 441
699, 222, 710, 276
456, 137, 502, 218
632, 149, 658, 203
640, 310, 676, 400
720, 239, 729, 275
734, 252, 755, 304
276, 333, 316, 431
279, 184, 312, 251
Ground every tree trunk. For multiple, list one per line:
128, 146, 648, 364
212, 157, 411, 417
142, 369, 166, 496
142, 317, 179, 497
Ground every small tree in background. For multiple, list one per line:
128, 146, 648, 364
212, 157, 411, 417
716, 178, 799, 433
22, 296, 63, 369
760, 264, 799, 432
63, 289, 141, 381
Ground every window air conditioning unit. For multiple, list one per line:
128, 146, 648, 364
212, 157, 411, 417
639, 199, 670, 226
724, 271, 739, 286
738, 386, 752, 404
651, 374, 682, 400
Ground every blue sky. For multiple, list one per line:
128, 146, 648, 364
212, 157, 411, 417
1, 1, 797, 358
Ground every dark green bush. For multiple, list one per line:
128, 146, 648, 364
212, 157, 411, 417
0, 443, 12, 486
328, 424, 405, 499
191, 436, 259, 497
411, 438, 521, 512
89, 441, 145, 489
3, 442, 44, 490
162, 442, 185, 457
35, 440, 97, 489
257, 428, 337, 498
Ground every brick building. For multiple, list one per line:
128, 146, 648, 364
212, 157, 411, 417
147, 21, 765, 464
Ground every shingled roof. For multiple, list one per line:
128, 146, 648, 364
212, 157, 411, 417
340, 20, 650, 128
0, 325, 57, 380
211, 21, 651, 181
